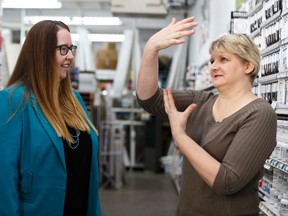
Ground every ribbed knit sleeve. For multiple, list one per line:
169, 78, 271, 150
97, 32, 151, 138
212, 100, 277, 195
136, 88, 214, 120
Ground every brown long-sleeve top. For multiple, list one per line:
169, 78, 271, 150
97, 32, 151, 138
137, 88, 277, 216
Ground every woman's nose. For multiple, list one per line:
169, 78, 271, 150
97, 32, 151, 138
66, 51, 74, 59
210, 62, 219, 71
209, 62, 216, 70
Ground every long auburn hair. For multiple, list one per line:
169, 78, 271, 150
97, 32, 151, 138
6, 20, 97, 143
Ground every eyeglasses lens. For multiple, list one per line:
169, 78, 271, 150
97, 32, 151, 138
61, 46, 69, 55
71, 46, 77, 55
58, 45, 77, 55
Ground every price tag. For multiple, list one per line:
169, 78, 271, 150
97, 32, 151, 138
264, 163, 271, 170
271, 101, 277, 110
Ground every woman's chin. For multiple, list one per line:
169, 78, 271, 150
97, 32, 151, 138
59, 72, 67, 80
212, 80, 223, 89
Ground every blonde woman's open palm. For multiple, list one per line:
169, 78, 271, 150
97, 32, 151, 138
146, 17, 198, 52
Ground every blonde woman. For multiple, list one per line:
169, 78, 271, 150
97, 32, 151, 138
0, 20, 101, 216
136, 17, 277, 215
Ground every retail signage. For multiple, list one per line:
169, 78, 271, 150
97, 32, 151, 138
230, 11, 249, 34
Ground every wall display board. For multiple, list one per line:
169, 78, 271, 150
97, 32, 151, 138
245, 0, 288, 215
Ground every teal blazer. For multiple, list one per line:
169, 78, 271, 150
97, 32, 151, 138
0, 85, 101, 216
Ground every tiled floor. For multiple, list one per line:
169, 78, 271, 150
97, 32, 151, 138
99, 171, 179, 216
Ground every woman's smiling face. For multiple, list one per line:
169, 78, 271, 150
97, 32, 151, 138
55, 28, 74, 80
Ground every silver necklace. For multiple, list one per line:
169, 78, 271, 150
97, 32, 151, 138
68, 129, 80, 149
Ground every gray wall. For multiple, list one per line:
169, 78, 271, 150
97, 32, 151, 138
188, 0, 237, 67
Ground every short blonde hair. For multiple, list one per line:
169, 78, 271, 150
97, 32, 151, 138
209, 34, 260, 84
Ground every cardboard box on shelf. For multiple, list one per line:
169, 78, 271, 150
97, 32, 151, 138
96, 42, 118, 70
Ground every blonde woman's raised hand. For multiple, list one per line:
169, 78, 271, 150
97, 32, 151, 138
146, 17, 198, 53
136, 17, 197, 100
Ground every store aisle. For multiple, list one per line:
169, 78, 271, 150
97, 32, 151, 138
99, 171, 178, 216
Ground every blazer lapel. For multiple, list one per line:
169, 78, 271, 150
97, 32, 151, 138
30, 93, 66, 170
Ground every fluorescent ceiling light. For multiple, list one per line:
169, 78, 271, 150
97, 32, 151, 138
24, 16, 71, 25
76, 17, 122, 26
3, 0, 62, 9
23, 16, 122, 26
72, 33, 125, 43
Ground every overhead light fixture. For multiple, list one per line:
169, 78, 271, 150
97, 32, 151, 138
23, 16, 71, 25
23, 16, 122, 26
75, 17, 122, 26
2, 0, 62, 9
72, 33, 125, 43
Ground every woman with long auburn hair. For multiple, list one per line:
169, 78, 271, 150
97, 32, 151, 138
0, 20, 101, 215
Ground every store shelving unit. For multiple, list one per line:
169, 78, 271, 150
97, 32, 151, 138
259, 195, 280, 216
110, 107, 145, 169
258, 157, 288, 216
79, 92, 94, 117
246, 0, 288, 214
95, 28, 148, 189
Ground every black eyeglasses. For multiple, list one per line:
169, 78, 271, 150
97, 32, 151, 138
56, 44, 77, 56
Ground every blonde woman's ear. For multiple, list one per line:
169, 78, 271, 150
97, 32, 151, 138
245, 62, 255, 74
